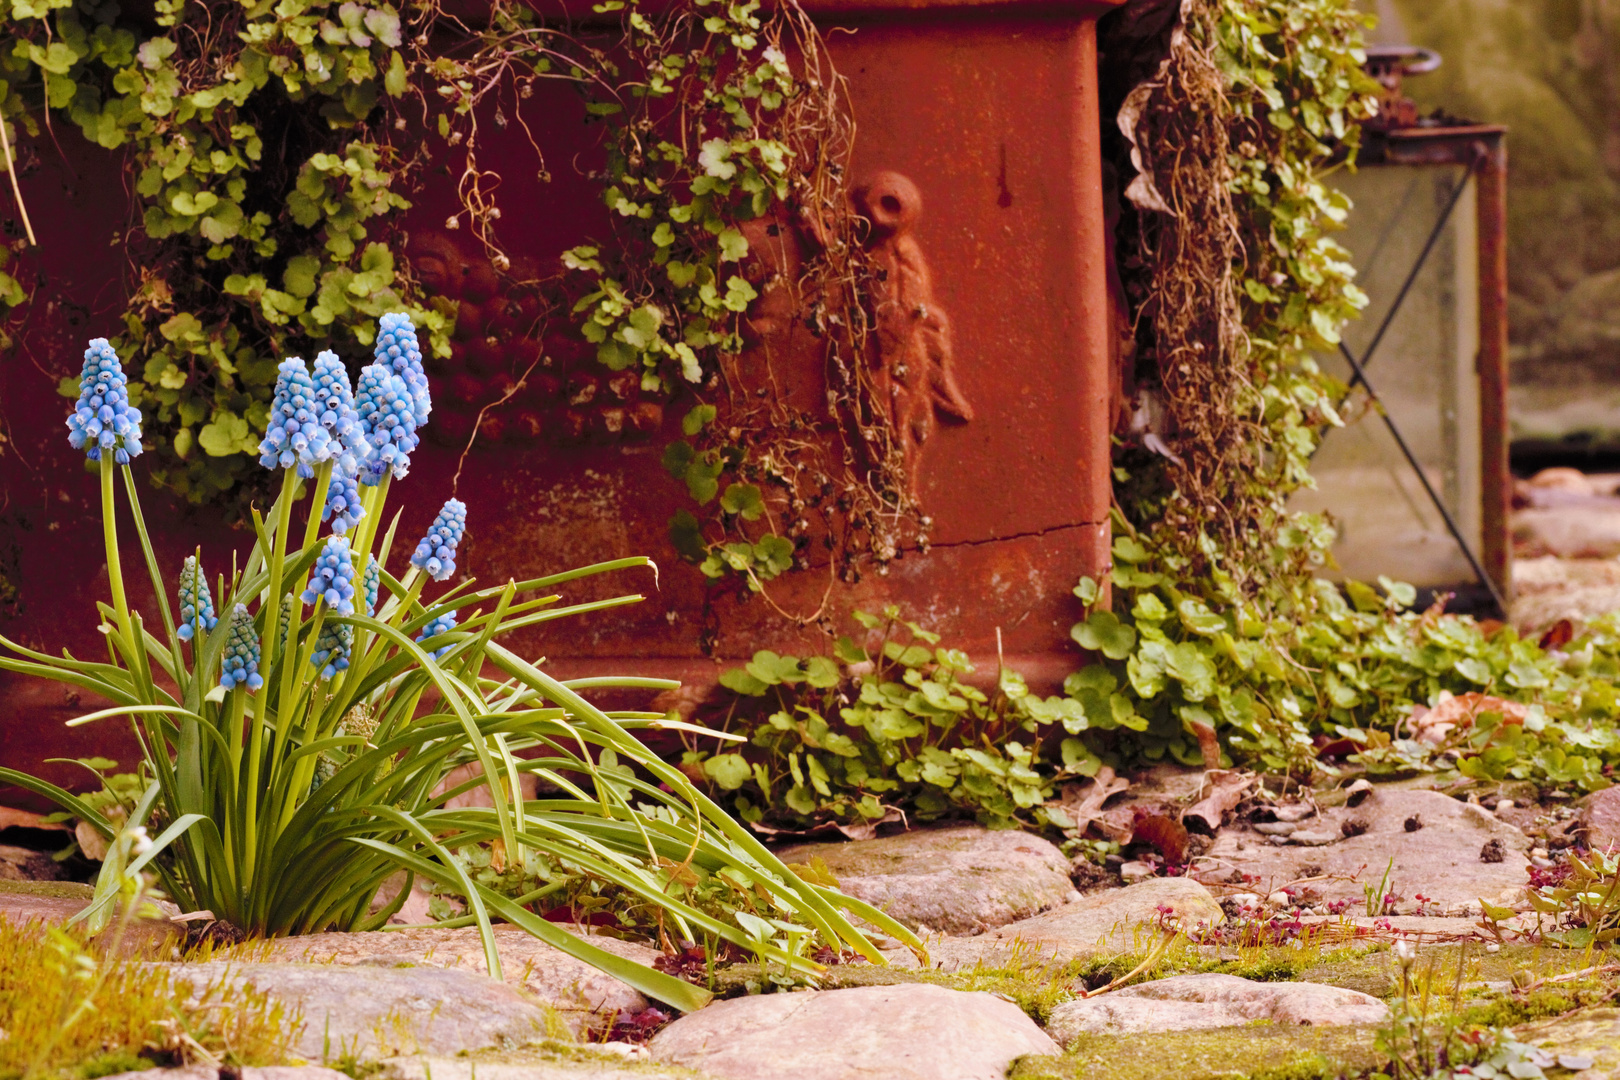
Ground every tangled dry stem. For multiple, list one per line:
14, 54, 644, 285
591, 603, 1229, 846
1126, 0, 1255, 555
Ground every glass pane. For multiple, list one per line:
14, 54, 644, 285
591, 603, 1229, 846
1289, 163, 1481, 586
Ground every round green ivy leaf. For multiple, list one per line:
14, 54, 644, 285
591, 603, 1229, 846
1071, 611, 1137, 661
701, 753, 752, 791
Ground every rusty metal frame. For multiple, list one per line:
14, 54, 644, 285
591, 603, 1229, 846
1353, 124, 1511, 609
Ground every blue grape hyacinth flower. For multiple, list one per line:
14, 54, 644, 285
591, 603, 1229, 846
311, 350, 368, 475
302, 535, 356, 614
361, 555, 380, 616
323, 468, 365, 535
176, 555, 217, 643
411, 499, 467, 582
415, 610, 458, 660
310, 620, 353, 680
66, 339, 143, 464
258, 358, 335, 478
376, 312, 430, 426
220, 604, 264, 691
353, 362, 419, 485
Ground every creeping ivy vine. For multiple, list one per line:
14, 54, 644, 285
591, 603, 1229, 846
1, 0, 905, 591
2, 0, 451, 505
560, 0, 911, 594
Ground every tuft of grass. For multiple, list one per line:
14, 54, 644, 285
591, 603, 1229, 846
0, 917, 294, 1079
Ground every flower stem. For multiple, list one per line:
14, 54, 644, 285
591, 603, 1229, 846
99, 456, 132, 646
245, 467, 299, 886
302, 460, 334, 552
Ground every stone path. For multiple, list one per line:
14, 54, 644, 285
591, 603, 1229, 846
649, 984, 1057, 1080
249, 925, 660, 1034
6, 774, 1618, 1080
1203, 787, 1532, 914
172, 962, 557, 1060
1044, 973, 1389, 1043
778, 825, 1077, 935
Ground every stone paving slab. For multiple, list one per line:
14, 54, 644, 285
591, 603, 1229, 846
649, 984, 1057, 1080
379, 1047, 712, 1080
252, 926, 658, 1033
1046, 973, 1389, 1044
168, 961, 555, 1060
1204, 788, 1533, 913
880, 877, 1223, 971
1516, 1007, 1620, 1080
777, 825, 1078, 935
0, 879, 181, 955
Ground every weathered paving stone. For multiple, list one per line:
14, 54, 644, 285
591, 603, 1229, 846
0, 879, 182, 955
1515, 1007, 1620, 1079
648, 983, 1058, 1080
777, 825, 1077, 935
102, 1069, 353, 1080
882, 877, 1223, 971
379, 1046, 710, 1080
253, 926, 657, 1033
1045, 973, 1390, 1044
170, 961, 554, 1060
1576, 787, 1620, 854
1206, 788, 1533, 913
981, 877, 1222, 954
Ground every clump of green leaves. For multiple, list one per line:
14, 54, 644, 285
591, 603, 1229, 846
563, 0, 795, 390
567, 1, 907, 590
1110, 0, 1378, 587
681, 607, 1135, 831
1523, 848, 1620, 949
1070, 512, 1620, 786
692, 549, 1620, 828
2, 0, 894, 593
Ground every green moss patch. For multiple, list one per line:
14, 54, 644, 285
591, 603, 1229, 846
0, 879, 94, 901
0, 916, 292, 1079
1010, 1025, 1384, 1080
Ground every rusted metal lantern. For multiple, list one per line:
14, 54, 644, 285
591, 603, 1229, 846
0, 0, 1126, 789
1290, 45, 1511, 611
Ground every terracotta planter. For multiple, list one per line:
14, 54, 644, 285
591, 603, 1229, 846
0, 0, 1121, 791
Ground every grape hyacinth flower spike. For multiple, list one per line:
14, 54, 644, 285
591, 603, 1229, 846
411, 499, 467, 582
302, 535, 356, 613
176, 555, 217, 642
353, 362, 418, 485
376, 312, 430, 426
415, 610, 457, 660
311, 350, 368, 474
66, 339, 143, 464
310, 621, 353, 680
219, 604, 264, 692
361, 555, 380, 616
323, 468, 365, 535
258, 357, 334, 477
276, 593, 293, 652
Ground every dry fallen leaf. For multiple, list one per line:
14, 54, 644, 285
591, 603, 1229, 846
748, 808, 905, 842
1047, 766, 1131, 839
1538, 618, 1574, 650
1186, 718, 1221, 769
1412, 691, 1530, 746
1182, 770, 1253, 834
0, 806, 70, 832
1130, 810, 1189, 864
